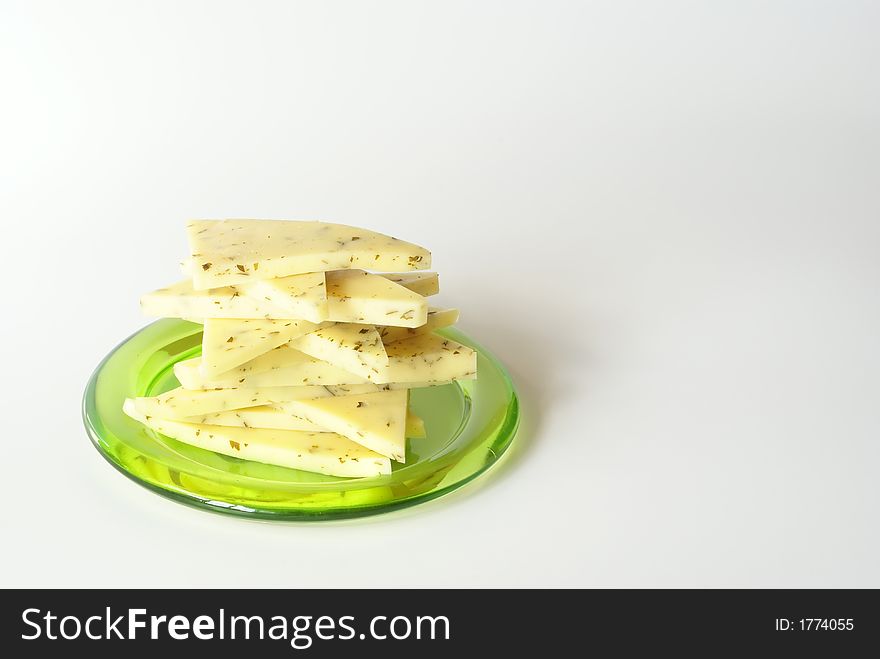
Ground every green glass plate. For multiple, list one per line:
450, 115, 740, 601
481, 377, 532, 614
83, 319, 519, 520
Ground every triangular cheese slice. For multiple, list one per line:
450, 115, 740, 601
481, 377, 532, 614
378, 308, 459, 344
365, 332, 477, 384
327, 270, 427, 327
201, 318, 327, 377
187, 404, 424, 437
380, 272, 439, 297
123, 400, 390, 477
281, 390, 408, 462
187, 220, 431, 289
173, 345, 370, 389
132, 385, 344, 419
141, 278, 323, 322
290, 324, 388, 379
235, 271, 328, 321
178, 262, 437, 299
183, 405, 323, 432
405, 412, 426, 438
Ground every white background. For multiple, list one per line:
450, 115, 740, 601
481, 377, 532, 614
1, 1, 878, 587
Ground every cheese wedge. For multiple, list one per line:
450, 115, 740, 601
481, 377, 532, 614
177, 334, 474, 388
183, 405, 323, 431
382, 272, 439, 297
173, 346, 371, 389
182, 362, 444, 390
236, 272, 328, 319
281, 390, 408, 462
140, 273, 327, 323
290, 324, 388, 380
179, 262, 438, 297
363, 332, 477, 384
123, 400, 390, 477
163, 269, 434, 326
378, 308, 459, 344
187, 219, 431, 289
326, 270, 428, 328
131, 385, 341, 419
406, 412, 426, 438
184, 404, 424, 436
201, 318, 327, 377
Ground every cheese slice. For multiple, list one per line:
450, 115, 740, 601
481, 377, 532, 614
177, 334, 473, 389
381, 272, 439, 297
378, 308, 459, 344
140, 273, 327, 323
406, 412, 426, 438
173, 346, 370, 389
290, 324, 388, 380
201, 318, 327, 377
184, 404, 424, 437
327, 270, 428, 328
131, 385, 339, 419
235, 272, 328, 319
281, 390, 408, 462
369, 332, 477, 384
187, 219, 431, 289
123, 399, 390, 477
183, 405, 323, 431
179, 262, 437, 298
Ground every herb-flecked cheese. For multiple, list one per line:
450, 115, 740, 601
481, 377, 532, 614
326, 270, 428, 328
236, 272, 328, 319
177, 333, 475, 389
380, 272, 440, 297
123, 399, 390, 477
378, 308, 459, 344
201, 318, 328, 377
131, 385, 342, 419
279, 390, 408, 462
187, 220, 431, 290
183, 405, 424, 435
290, 324, 388, 380
365, 332, 477, 384
406, 411, 426, 439
183, 405, 323, 432
140, 272, 327, 323
173, 346, 371, 390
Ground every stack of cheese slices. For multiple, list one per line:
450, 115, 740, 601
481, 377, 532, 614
123, 219, 476, 478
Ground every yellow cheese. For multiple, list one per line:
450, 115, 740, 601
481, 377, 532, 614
184, 405, 322, 431
184, 406, 424, 436
123, 399, 390, 477
131, 385, 341, 419
366, 332, 477, 384
187, 219, 431, 290
177, 334, 475, 388
236, 272, 328, 320
327, 270, 428, 328
140, 272, 327, 323
384, 272, 439, 297
378, 308, 459, 344
179, 263, 437, 298
173, 346, 370, 389
280, 390, 408, 462
290, 324, 388, 380
405, 412, 426, 438
201, 318, 327, 377
381, 272, 439, 297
